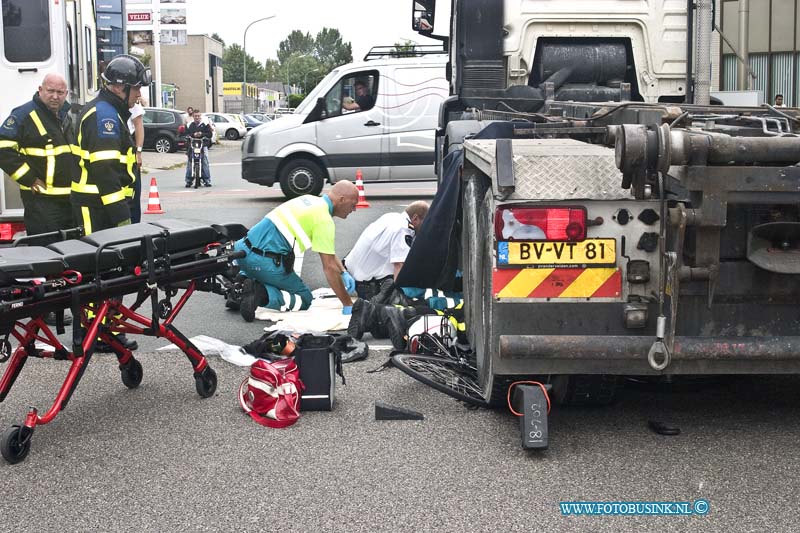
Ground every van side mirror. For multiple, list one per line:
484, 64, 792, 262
303, 97, 327, 124
412, 0, 435, 33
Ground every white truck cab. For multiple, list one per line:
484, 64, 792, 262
241, 47, 448, 198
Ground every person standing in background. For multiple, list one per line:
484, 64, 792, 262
72, 54, 149, 234
128, 98, 145, 222
0, 73, 79, 326
0, 73, 77, 235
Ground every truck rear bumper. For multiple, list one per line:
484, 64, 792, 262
497, 335, 800, 375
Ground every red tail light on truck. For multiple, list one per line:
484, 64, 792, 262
495, 206, 587, 242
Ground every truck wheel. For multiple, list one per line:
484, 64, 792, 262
462, 178, 499, 404
225, 128, 239, 140
279, 158, 325, 198
154, 136, 173, 153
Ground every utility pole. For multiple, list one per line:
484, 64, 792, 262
243, 15, 276, 113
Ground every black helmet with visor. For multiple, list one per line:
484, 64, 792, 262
101, 55, 152, 88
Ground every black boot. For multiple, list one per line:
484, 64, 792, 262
240, 278, 267, 322
379, 306, 410, 351
348, 299, 385, 339
95, 333, 138, 353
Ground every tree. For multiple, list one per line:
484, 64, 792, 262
264, 59, 282, 81
211, 33, 225, 46
223, 43, 265, 82
277, 30, 315, 64
288, 94, 305, 108
280, 52, 320, 89
315, 28, 353, 71
393, 40, 417, 58
267, 28, 353, 89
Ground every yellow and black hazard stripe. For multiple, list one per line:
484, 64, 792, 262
493, 268, 622, 299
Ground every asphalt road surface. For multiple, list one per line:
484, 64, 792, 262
1, 144, 799, 531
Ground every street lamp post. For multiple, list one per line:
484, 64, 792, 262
285, 53, 310, 96
243, 15, 275, 113
303, 68, 319, 94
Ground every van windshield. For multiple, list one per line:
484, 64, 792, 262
295, 69, 340, 114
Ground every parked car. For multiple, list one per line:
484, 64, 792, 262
241, 114, 265, 130
246, 113, 272, 123
204, 112, 247, 140
143, 107, 189, 153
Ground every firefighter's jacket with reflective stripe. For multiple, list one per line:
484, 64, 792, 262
71, 89, 136, 224
0, 94, 77, 195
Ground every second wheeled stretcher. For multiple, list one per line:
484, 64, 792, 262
0, 219, 246, 464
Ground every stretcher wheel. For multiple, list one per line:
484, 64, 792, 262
0, 339, 11, 363
158, 300, 173, 319
120, 358, 144, 389
194, 366, 217, 398
1, 425, 32, 464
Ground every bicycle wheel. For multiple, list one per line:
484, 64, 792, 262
391, 354, 489, 407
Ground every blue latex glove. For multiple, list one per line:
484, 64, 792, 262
341, 271, 356, 293
342, 305, 353, 315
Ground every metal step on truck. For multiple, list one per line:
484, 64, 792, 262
400, 0, 800, 447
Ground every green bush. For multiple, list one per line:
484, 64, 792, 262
288, 94, 305, 108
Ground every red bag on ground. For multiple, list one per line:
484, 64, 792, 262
238, 358, 304, 428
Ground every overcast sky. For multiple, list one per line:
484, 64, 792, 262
185, 0, 444, 63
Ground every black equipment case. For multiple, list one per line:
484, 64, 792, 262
294, 335, 342, 411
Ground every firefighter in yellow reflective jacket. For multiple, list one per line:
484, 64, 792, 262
72, 55, 151, 233
0, 74, 78, 235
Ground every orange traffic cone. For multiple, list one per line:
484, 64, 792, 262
355, 169, 370, 209
143, 177, 165, 215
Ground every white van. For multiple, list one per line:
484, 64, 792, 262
241, 49, 448, 198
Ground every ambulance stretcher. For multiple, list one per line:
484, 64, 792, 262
0, 219, 246, 464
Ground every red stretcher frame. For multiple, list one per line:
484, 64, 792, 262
0, 235, 242, 464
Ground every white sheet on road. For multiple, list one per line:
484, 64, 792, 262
157, 290, 351, 365
254, 288, 351, 333
157, 334, 256, 367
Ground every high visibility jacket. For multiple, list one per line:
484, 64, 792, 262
260, 195, 336, 255
0, 94, 78, 196
71, 89, 136, 224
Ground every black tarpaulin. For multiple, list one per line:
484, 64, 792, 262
395, 149, 463, 291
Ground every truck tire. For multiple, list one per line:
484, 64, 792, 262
279, 158, 325, 198
462, 177, 499, 404
438, 120, 485, 187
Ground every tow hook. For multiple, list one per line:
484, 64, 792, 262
648, 316, 671, 371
